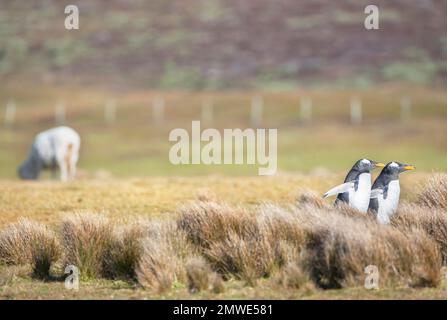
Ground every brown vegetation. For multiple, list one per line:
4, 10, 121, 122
418, 174, 447, 210
136, 222, 193, 292
61, 213, 114, 279
0, 219, 60, 279
102, 219, 150, 280
1, 174, 447, 295
185, 256, 224, 294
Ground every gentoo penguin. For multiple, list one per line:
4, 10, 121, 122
368, 162, 415, 224
323, 159, 384, 212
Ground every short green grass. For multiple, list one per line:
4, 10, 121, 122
0, 84, 446, 178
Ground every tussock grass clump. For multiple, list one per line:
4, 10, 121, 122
393, 203, 447, 264
0, 219, 60, 279
418, 174, 447, 209
256, 204, 306, 267
186, 256, 224, 293
303, 211, 442, 289
30, 228, 61, 280
335, 202, 375, 220
61, 213, 113, 279
136, 221, 194, 292
296, 190, 327, 209
178, 202, 306, 284
102, 219, 151, 280
2, 196, 443, 293
177, 201, 256, 249
0, 219, 38, 265
205, 231, 277, 285
257, 204, 306, 248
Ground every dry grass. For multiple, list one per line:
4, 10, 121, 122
177, 201, 256, 249
205, 231, 277, 285
29, 227, 61, 279
185, 256, 224, 294
0, 176, 328, 229
61, 213, 113, 279
102, 219, 151, 280
0, 219, 39, 266
296, 190, 328, 209
177, 198, 444, 289
418, 174, 447, 209
302, 209, 442, 289
275, 262, 315, 292
1, 173, 447, 298
1, 198, 445, 295
0, 219, 60, 279
393, 203, 447, 264
0, 265, 30, 287
135, 221, 193, 292
178, 202, 306, 284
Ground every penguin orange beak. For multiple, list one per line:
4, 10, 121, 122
374, 162, 385, 168
403, 165, 416, 171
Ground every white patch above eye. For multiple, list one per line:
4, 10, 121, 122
389, 162, 399, 168
361, 159, 371, 165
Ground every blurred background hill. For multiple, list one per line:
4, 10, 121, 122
1, 0, 447, 89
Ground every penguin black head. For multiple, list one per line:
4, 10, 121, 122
352, 159, 385, 173
381, 162, 416, 178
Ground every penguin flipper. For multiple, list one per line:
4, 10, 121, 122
323, 182, 355, 198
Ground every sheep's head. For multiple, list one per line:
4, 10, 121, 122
17, 160, 39, 180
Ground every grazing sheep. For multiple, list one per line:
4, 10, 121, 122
18, 126, 80, 181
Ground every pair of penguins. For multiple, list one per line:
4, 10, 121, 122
323, 159, 415, 224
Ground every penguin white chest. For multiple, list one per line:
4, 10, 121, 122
377, 180, 400, 224
349, 173, 371, 213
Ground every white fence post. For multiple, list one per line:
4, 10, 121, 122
300, 96, 312, 122
55, 101, 66, 125
350, 97, 362, 124
104, 99, 117, 125
201, 97, 214, 124
4, 100, 16, 128
250, 95, 263, 127
152, 96, 165, 125
400, 96, 411, 122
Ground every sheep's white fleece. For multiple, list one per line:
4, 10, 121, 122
18, 126, 80, 181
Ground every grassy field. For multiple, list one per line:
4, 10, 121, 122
0, 173, 432, 229
2, 0, 447, 301
1, 84, 447, 299
1, 173, 447, 299
1, 84, 447, 178
3, 269, 447, 300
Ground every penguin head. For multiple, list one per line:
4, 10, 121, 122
382, 162, 416, 176
353, 159, 385, 173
